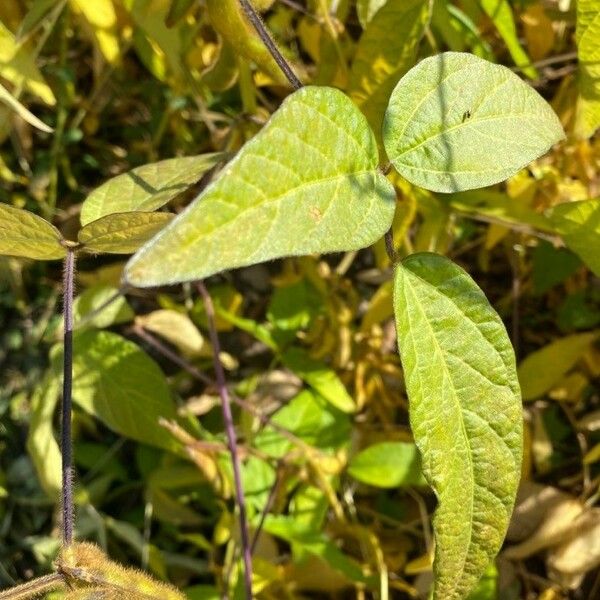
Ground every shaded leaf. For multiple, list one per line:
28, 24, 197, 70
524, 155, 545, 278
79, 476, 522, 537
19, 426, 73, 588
393, 252, 522, 600
80, 154, 222, 226
53, 330, 179, 451
71, 0, 120, 64
356, 0, 387, 28
73, 285, 133, 330
518, 333, 599, 400
125, 86, 396, 287
78, 212, 174, 254
383, 52, 564, 192
348, 442, 425, 488
549, 199, 600, 276
0, 203, 66, 260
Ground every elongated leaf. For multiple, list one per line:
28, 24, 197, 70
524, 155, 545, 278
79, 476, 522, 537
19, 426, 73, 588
549, 199, 600, 276
0, 81, 53, 132
125, 86, 396, 287
393, 253, 522, 600
78, 212, 174, 254
0, 203, 66, 260
575, 0, 600, 138
80, 154, 222, 226
518, 333, 599, 401
349, 0, 430, 141
348, 442, 425, 488
52, 330, 179, 451
383, 52, 564, 193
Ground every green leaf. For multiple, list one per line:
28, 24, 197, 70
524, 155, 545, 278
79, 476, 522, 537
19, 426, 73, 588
17, 0, 65, 41
348, 441, 425, 488
0, 203, 66, 260
0, 81, 53, 132
79, 154, 222, 226
575, 0, 600, 138
281, 347, 356, 413
356, 0, 387, 27
125, 86, 396, 287
393, 252, 522, 600
137, 309, 205, 356
518, 333, 599, 401
383, 52, 565, 193
478, 0, 537, 78
349, 0, 430, 142
26, 374, 62, 499
78, 212, 174, 254
73, 285, 133, 330
53, 330, 179, 451
548, 199, 600, 276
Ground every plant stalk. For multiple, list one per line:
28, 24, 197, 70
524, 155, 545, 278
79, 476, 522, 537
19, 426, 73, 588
197, 282, 253, 600
61, 249, 75, 545
238, 0, 302, 90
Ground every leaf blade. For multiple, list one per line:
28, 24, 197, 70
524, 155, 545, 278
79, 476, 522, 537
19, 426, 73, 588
393, 253, 522, 600
125, 86, 396, 287
383, 52, 564, 192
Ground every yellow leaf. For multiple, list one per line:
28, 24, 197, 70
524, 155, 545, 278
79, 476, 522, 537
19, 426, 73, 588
522, 4, 555, 61
137, 309, 205, 356
70, 0, 121, 64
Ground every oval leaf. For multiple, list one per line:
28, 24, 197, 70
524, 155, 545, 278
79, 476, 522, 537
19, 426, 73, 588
125, 86, 396, 287
80, 153, 223, 226
549, 199, 600, 276
383, 52, 565, 192
52, 330, 179, 451
78, 211, 174, 254
0, 203, 66, 260
393, 253, 522, 599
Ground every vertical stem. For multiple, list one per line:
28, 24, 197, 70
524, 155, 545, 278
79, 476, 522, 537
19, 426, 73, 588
238, 0, 302, 90
197, 282, 253, 600
61, 249, 75, 546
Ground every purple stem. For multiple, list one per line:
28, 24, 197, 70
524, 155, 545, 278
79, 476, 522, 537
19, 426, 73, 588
197, 282, 253, 600
61, 249, 75, 545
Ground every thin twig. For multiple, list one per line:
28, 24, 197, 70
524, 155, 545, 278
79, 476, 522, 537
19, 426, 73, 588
238, 0, 302, 89
197, 282, 253, 600
61, 249, 76, 546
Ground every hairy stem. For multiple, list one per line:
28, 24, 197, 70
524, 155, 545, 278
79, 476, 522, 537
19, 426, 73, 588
238, 0, 302, 89
197, 282, 253, 600
0, 573, 65, 599
62, 249, 75, 545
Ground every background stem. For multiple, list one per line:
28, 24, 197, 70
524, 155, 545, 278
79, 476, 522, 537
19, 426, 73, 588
197, 282, 253, 600
61, 249, 75, 546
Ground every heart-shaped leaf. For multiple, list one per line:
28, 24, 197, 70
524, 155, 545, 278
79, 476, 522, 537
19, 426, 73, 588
0, 203, 66, 260
78, 212, 174, 254
125, 86, 396, 287
80, 153, 222, 226
394, 253, 522, 600
383, 52, 565, 192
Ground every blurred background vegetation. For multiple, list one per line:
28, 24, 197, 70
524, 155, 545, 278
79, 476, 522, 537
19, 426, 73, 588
0, 0, 599, 598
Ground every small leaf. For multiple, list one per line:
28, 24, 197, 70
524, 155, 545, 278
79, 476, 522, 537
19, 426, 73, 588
518, 333, 599, 401
394, 252, 522, 600
281, 347, 356, 413
575, 0, 600, 138
0, 203, 66, 260
548, 199, 600, 276
383, 52, 564, 193
137, 309, 205, 356
52, 330, 179, 451
80, 153, 222, 226
125, 86, 396, 287
78, 212, 174, 254
348, 442, 425, 488
349, 0, 430, 141
71, 0, 120, 64
0, 81, 53, 132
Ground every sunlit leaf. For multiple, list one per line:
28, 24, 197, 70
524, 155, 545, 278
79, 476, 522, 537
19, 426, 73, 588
549, 199, 600, 276
393, 252, 522, 599
137, 309, 205, 356
518, 332, 599, 400
0, 81, 53, 132
78, 212, 174, 254
80, 154, 222, 226
125, 86, 396, 287
356, 0, 387, 28
70, 0, 120, 64
349, 0, 430, 141
0, 203, 66, 260
17, 0, 65, 41
383, 52, 564, 192
575, 0, 600, 138
348, 442, 425, 488
52, 330, 179, 451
